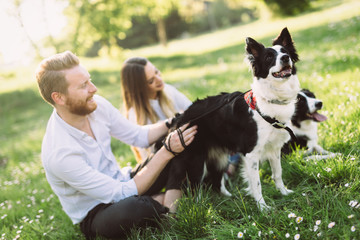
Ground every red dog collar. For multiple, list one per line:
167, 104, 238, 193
244, 90, 256, 110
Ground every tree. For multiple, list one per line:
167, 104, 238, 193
135, 0, 179, 47
264, 0, 311, 16
7, 0, 43, 59
65, 0, 137, 55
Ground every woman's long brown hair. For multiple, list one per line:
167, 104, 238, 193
121, 57, 175, 125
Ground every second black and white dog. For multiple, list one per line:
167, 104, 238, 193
282, 89, 339, 160
161, 28, 300, 211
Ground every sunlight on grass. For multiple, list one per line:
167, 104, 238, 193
0, 65, 38, 94
131, 0, 360, 57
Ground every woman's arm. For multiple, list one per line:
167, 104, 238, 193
146, 120, 170, 145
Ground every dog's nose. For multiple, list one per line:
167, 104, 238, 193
281, 55, 289, 63
315, 101, 323, 109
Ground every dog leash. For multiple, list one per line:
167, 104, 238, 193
163, 92, 243, 153
187, 92, 244, 125
244, 90, 298, 142
168, 90, 297, 148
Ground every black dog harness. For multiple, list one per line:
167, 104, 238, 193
244, 90, 297, 141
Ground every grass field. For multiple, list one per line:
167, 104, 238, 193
1, 1, 360, 239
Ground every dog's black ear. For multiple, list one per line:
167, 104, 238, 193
273, 27, 299, 63
246, 37, 265, 61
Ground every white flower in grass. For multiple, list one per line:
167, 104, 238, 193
315, 220, 321, 225
296, 217, 303, 224
317, 173, 321, 178
252, 222, 256, 226
349, 200, 358, 207
317, 232, 322, 237
351, 226, 356, 232
345, 183, 349, 187
348, 214, 354, 219
285, 233, 290, 238
237, 231, 243, 238
288, 213, 296, 218
258, 231, 261, 237
314, 225, 319, 232
328, 222, 335, 228
325, 167, 331, 172
294, 234, 300, 240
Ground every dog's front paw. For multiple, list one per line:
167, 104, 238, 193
330, 152, 342, 158
221, 187, 232, 197
279, 187, 294, 196
258, 202, 272, 212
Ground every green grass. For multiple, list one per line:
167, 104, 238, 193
1, 0, 360, 239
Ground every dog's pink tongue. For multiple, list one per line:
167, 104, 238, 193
313, 112, 327, 122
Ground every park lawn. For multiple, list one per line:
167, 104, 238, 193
1, 1, 360, 239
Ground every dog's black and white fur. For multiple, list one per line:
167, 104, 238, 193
161, 28, 300, 210
282, 89, 339, 160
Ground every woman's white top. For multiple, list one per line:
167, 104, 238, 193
128, 84, 192, 161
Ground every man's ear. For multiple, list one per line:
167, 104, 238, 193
51, 92, 66, 105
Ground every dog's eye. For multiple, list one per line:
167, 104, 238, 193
297, 97, 305, 102
281, 47, 288, 54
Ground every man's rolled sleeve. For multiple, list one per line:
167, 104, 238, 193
113, 178, 138, 202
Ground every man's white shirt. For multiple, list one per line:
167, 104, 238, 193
41, 95, 150, 224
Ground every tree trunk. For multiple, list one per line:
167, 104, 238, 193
41, 0, 60, 53
156, 18, 167, 47
13, 0, 43, 59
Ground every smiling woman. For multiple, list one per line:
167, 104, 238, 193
0, 0, 67, 64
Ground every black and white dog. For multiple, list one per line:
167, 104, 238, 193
282, 89, 339, 160
162, 28, 300, 211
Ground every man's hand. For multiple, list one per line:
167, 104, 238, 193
163, 123, 197, 156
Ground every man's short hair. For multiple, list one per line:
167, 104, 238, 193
36, 51, 79, 106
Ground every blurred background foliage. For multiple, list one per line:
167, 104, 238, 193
5, 0, 318, 59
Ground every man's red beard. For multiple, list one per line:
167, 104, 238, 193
65, 95, 97, 116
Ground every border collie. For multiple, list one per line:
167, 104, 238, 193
282, 89, 339, 160
162, 28, 300, 211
